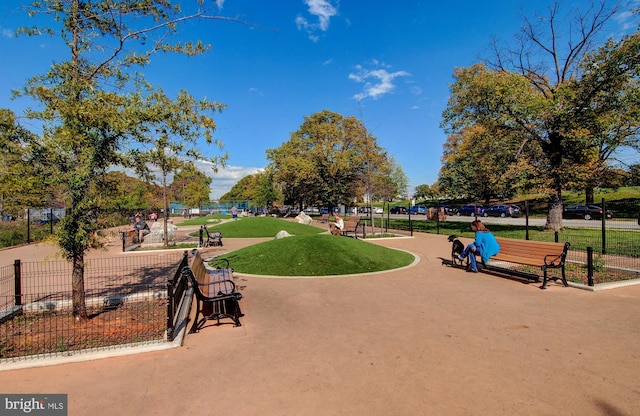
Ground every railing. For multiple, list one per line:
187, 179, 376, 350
167, 251, 190, 342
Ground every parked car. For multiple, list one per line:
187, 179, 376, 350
373, 207, 384, 214
409, 205, 427, 215
483, 204, 521, 218
435, 205, 457, 215
563, 205, 613, 220
456, 204, 484, 216
390, 206, 407, 214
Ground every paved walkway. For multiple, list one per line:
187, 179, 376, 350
1, 221, 640, 415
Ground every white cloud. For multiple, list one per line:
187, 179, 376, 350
248, 87, 263, 96
1, 26, 14, 38
296, 0, 338, 42
209, 165, 264, 200
124, 160, 263, 201
348, 64, 411, 101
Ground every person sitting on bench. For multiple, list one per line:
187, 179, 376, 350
458, 220, 500, 272
132, 213, 151, 243
329, 214, 344, 236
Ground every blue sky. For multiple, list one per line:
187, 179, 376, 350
1, 1, 638, 199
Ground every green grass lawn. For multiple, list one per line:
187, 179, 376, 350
211, 233, 415, 276
189, 216, 327, 237
177, 214, 233, 226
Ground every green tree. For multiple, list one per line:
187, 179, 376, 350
413, 184, 431, 200
438, 124, 535, 202
572, 32, 640, 202
267, 110, 389, 212
630, 164, 640, 186
172, 163, 214, 209
0, 109, 56, 214
442, 2, 637, 230
221, 174, 259, 201
220, 170, 281, 210
252, 169, 281, 209
128, 88, 224, 248
387, 157, 408, 200
597, 168, 628, 190
14, 0, 236, 319
97, 171, 158, 211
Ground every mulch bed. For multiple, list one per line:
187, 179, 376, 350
1, 300, 166, 360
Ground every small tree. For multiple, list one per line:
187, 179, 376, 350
14, 0, 239, 319
129, 88, 225, 247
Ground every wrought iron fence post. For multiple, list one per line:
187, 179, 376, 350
601, 198, 606, 255
525, 200, 530, 240
587, 246, 594, 287
14, 259, 22, 306
167, 281, 174, 342
386, 201, 389, 233
554, 231, 559, 243
27, 209, 31, 244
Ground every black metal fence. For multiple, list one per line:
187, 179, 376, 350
0, 207, 164, 248
1, 251, 189, 362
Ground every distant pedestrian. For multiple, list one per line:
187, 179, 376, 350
231, 205, 238, 220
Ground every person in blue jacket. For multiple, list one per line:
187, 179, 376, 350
458, 220, 500, 272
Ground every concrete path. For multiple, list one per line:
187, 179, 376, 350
1, 223, 639, 415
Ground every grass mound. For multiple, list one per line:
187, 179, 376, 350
213, 234, 415, 276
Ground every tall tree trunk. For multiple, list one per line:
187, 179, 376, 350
585, 186, 594, 204
162, 172, 169, 248
545, 133, 564, 231
71, 251, 87, 319
545, 192, 564, 232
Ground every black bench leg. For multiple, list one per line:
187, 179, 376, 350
541, 270, 550, 289
561, 266, 568, 287
189, 300, 202, 333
